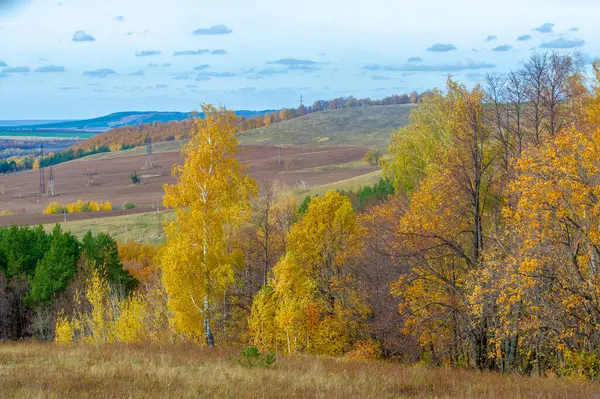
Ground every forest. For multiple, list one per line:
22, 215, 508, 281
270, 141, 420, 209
4, 51, 600, 381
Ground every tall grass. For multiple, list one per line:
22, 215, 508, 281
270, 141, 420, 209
0, 343, 598, 398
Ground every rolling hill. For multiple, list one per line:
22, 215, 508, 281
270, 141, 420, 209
238, 104, 416, 149
3, 110, 276, 132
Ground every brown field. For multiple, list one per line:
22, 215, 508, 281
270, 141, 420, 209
0, 343, 598, 398
0, 145, 374, 221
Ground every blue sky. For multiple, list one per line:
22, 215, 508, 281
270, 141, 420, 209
0, 0, 598, 119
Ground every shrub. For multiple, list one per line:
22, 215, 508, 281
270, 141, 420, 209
235, 346, 276, 368
363, 150, 382, 166
43, 201, 66, 215
130, 171, 141, 185
100, 201, 113, 212
122, 201, 135, 210
89, 201, 101, 212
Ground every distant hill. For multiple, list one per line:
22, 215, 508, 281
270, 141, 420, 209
3, 110, 275, 132
239, 104, 416, 149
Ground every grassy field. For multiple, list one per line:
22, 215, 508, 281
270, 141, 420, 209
47, 170, 383, 244
0, 343, 598, 398
239, 104, 414, 149
45, 210, 174, 245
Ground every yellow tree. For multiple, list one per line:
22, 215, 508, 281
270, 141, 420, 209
161, 105, 257, 346
383, 89, 453, 194
250, 190, 365, 354
387, 80, 501, 368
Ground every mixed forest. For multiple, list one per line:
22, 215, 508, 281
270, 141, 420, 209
4, 51, 600, 382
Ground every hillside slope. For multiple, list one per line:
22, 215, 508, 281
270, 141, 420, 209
239, 104, 415, 149
5, 110, 276, 132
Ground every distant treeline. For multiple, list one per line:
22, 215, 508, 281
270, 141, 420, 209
72, 91, 427, 151
0, 144, 135, 174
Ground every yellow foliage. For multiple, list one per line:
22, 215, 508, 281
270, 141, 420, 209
114, 294, 147, 344
55, 313, 74, 344
100, 201, 113, 211
161, 104, 257, 344
250, 190, 365, 355
43, 201, 65, 215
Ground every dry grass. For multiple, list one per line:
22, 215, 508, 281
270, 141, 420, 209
0, 343, 598, 398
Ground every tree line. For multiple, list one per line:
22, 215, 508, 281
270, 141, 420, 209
70, 92, 426, 152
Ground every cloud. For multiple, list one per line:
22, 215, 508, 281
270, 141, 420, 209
128, 69, 144, 76
465, 72, 486, 80
0, 61, 6, 67
192, 24, 232, 35
253, 68, 289, 77
517, 34, 532, 41
210, 49, 227, 55
186, 84, 199, 88
492, 44, 512, 52
540, 38, 585, 49
485, 35, 497, 42
173, 49, 209, 56
34, 65, 65, 73
72, 30, 95, 42
135, 50, 161, 57
267, 58, 317, 66
147, 63, 159, 68
534, 22, 554, 33
407, 57, 422, 63
197, 71, 236, 78
2, 66, 30, 73
173, 72, 195, 80
0, 73, 8, 79
371, 75, 392, 81
114, 16, 125, 22
427, 43, 457, 52
93, 89, 111, 93
382, 59, 495, 72
287, 64, 320, 72
193, 64, 210, 71
83, 68, 117, 78
58, 86, 79, 90
569, 27, 579, 32
363, 64, 381, 71
163, 63, 171, 67
154, 84, 169, 89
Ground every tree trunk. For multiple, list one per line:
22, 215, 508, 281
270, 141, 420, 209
204, 297, 214, 347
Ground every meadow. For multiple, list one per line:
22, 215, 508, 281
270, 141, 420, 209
1, 343, 598, 399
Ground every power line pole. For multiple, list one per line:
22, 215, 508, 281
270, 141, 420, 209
277, 136, 281, 166
39, 142, 46, 195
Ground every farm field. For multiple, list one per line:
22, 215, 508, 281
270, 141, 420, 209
0, 144, 375, 216
1, 343, 598, 399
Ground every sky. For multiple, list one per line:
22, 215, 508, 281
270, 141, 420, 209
0, 0, 599, 119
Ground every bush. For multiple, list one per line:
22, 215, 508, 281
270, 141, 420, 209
122, 201, 135, 210
363, 150, 382, 166
100, 201, 113, 212
235, 346, 276, 368
130, 171, 140, 185
43, 201, 66, 215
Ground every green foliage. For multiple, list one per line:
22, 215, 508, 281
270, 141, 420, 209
339, 178, 395, 211
297, 195, 312, 216
0, 225, 51, 278
235, 346, 276, 368
130, 171, 140, 185
82, 231, 138, 293
122, 201, 135, 210
27, 225, 80, 306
